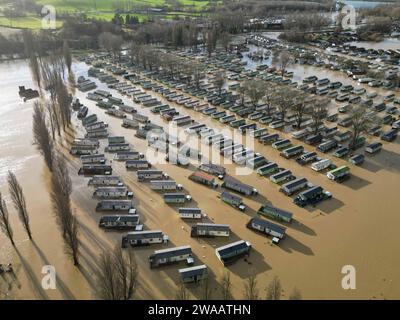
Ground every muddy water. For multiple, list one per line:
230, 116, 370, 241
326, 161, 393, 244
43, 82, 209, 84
1, 59, 400, 300
347, 38, 400, 51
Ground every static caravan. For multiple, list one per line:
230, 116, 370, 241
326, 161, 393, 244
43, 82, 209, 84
178, 208, 202, 219
247, 156, 268, 170
221, 143, 244, 157
317, 139, 338, 153
172, 115, 193, 126
150, 180, 182, 191
270, 169, 294, 184
204, 133, 224, 145
93, 187, 133, 199
232, 149, 255, 165
291, 129, 308, 139
137, 170, 166, 181
149, 245, 193, 268
81, 154, 106, 164
247, 217, 286, 240
85, 121, 108, 131
122, 230, 167, 248
105, 143, 130, 152
280, 177, 308, 196
256, 163, 279, 176
220, 115, 236, 124
125, 160, 150, 170
191, 223, 230, 238
88, 175, 121, 186
122, 118, 139, 129
163, 193, 192, 204
294, 186, 332, 207
327, 166, 350, 182
365, 142, 382, 154
238, 123, 257, 134
296, 151, 318, 165
82, 114, 98, 126
73, 138, 99, 147
99, 215, 140, 230
219, 191, 246, 211
95, 200, 133, 212
70, 145, 97, 156
311, 159, 332, 172
185, 123, 207, 134
222, 178, 257, 196
259, 133, 279, 144
179, 265, 208, 283
257, 204, 293, 223
85, 128, 109, 139
215, 240, 251, 266
198, 163, 226, 178
189, 171, 219, 188
115, 151, 143, 161
78, 164, 112, 175
280, 145, 304, 159
250, 128, 268, 138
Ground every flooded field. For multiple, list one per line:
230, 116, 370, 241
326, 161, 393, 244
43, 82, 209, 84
1, 58, 400, 300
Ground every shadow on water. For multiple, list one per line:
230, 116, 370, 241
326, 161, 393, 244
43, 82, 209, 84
278, 235, 314, 256
289, 219, 317, 236
341, 174, 371, 190
14, 248, 50, 300
226, 248, 271, 279
32, 241, 76, 300
364, 149, 400, 174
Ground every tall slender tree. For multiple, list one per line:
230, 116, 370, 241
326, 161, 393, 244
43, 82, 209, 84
7, 171, 32, 240
0, 192, 14, 246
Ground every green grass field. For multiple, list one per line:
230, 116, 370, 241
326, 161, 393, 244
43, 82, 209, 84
0, 0, 210, 29
35, 0, 210, 12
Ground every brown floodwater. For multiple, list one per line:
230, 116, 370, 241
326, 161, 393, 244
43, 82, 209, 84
1, 58, 400, 300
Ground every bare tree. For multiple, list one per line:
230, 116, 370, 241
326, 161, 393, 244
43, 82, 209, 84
292, 92, 311, 129
213, 72, 226, 96
175, 282, 189, 300
348, 104, 376, 150
243, 273, 259, 300
266, 276, 282, 300
274, 87, 297, 121
289, 287, 302, 300
220, 31, 232, 52
307, 99, 329, 135
7, 171, 32, 240
95, 245, 138, 300
200, 277, 212, 300
273, 50, 292, 76
63, 40, 72, 73
220, 271, 233, 300
244, 79, 265, 106
32, 101, 54, 171
50, 155, 79, 266
0, 192, 14, 246
237, 85, 247, 106
263, 84, 277, 116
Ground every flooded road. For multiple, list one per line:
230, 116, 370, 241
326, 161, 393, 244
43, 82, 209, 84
1, 59, 400, 299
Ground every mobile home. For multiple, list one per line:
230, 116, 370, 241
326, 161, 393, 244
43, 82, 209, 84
137, 170, 166, 181
218, 191, 246, 211
95, 200, 133, 212
88, 175, 121, 186
78, 164, 112, 175
80, 154, 106, 164
93, 187, 133, 199
114, 151, 144, 161
189, 171, 218, 188
191, 223, 230, 238
163, 193, 192, 204
198, 163, 226, 178
222, 178, 258, 196
179, 265, 208, 283
247, 217, 286, 239
327, 166, 350, 182
150, 180, 182, 191
149, 245, 193, 268
257, 204, 293, 223
280, 145, 304, 159
122, 230, 167, 248
99, 215, 140, 230
270, 169, 294, 184
178, 207, 202, 219
215, 240, 251, 266
280, 177, 308, 196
